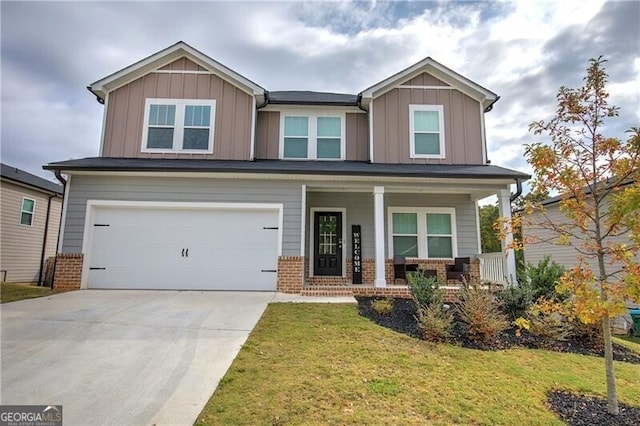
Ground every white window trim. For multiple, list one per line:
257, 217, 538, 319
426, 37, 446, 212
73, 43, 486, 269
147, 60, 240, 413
387, 207, 457, 259
141, 98, 216, 154
409, 104, 445, 159
19, 197, 36, 227
279, 110, 346, 160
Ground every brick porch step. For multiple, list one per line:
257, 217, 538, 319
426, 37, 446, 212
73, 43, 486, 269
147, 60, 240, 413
301, 286, 354, 297
301, 285, 413, 298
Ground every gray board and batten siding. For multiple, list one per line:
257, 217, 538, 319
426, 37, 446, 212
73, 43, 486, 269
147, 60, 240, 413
102, 57, 254, 160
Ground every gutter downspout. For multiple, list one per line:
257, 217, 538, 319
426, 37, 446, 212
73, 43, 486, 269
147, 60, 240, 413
483, 95, 501, 113
86, 86, 105, 105
510, 178, 523, 203
256, 90, 269, 109
356, 93, 374, 163
49, 170, 67, 289
37, 193, 58, 286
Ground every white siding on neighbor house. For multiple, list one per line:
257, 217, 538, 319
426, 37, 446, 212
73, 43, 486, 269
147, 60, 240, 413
61, 176, 302, 256
522, 201, 640, 273
306, 191, 479, 260
0, 181, 62, 282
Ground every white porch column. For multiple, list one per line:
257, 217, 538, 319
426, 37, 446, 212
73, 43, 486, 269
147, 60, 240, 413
498, 188, 516, 284
374, 186, 386, 287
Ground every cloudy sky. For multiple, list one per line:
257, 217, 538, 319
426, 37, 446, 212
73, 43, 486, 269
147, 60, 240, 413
1, 0, 639, 189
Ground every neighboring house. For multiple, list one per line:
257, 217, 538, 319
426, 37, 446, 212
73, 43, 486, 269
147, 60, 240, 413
44, 41, 529, 296
522, 179, 640, 274
0, 163, 63, 283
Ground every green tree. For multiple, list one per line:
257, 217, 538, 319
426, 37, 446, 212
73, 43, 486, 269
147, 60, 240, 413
499, 57, 640, 415
479, 204, 501, 253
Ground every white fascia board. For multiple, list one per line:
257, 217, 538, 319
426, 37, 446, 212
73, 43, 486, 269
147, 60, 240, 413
360, 57, 498, 109
89, 42, 265, 100
59, 169, 518, 187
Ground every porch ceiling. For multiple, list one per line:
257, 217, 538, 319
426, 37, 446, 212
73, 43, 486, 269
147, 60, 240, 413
305, 182, 506, 200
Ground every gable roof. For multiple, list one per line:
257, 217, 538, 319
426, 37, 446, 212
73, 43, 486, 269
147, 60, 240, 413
1, 163, 63, 195
359, 57, 499, 112
88, 41, 265, 102
268, 91, 359, 106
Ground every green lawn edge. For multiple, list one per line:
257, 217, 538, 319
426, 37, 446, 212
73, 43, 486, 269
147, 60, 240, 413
1, 282, 55, 304
197, 303, 640, 425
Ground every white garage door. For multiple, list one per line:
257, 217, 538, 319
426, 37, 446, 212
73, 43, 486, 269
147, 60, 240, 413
86, 204, 280, 290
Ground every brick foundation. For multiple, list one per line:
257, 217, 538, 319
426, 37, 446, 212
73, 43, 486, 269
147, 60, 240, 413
298, 257, 481, 300
306, 258, 377, 286
301, 285, 413, 298
53, 253, 83, 291
276, 256, 304, 294
386, 258, 481, 285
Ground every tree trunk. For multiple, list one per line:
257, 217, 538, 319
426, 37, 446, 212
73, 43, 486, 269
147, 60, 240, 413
602, 316, 619, 415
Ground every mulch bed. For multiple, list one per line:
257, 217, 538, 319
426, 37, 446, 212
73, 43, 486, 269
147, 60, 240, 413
357, 297, 640, 424
355, 297, 640, 364
547, 390, 640, 425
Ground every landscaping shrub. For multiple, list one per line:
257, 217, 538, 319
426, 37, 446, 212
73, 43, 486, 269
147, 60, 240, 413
371, 297, 394, 316
497, 278, 534, 321
525, 298, 571, 342
407, 271, 443, 308
521, 256, 566, 301
415, 303, 453, 342
570, 319, 603, 346
457, 281, 509, 345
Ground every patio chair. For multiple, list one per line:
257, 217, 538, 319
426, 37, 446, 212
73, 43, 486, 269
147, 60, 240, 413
393, 256, 407, 284
446, 257, 471, 282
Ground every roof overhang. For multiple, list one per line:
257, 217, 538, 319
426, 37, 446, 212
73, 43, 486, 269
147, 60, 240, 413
359, 57, 499, 112
88, 41, 265, 102
44, 158, 529, 183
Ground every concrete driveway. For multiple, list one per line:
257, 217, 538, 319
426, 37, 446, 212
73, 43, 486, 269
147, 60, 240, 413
1, 290, 274, 425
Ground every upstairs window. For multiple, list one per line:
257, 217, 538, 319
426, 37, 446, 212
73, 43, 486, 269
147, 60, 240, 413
20, 197, 35, 226
409, 105, 445, 159
280, 113, 344, 160
389, 208, 457, 259
142, 99, 215, 153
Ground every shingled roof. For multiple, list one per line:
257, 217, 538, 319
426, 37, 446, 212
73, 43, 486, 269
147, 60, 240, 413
1, 163, 63, 194
44, 157, 530, 180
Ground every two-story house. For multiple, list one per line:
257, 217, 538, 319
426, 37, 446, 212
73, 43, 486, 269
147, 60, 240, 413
45, 42, 529, 296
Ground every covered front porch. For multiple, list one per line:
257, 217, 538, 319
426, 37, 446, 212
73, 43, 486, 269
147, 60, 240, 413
283, 180, 516, 298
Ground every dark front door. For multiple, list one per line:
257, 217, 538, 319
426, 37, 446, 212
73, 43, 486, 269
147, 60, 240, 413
314, 211, 342, 276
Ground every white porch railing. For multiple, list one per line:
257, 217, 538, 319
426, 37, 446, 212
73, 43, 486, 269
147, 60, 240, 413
477, 252, 508, 285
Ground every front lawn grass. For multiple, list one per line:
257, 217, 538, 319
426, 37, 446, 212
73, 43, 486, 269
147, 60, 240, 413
1, 282, 54, 303
197, 304, 640, 425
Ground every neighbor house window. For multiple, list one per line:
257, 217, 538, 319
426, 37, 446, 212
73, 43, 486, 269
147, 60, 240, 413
142, 99, 215, 153
389, 208, 456, 258
20, 197, 35, 226
409, 105, 445, 159
281, 112, 344, 160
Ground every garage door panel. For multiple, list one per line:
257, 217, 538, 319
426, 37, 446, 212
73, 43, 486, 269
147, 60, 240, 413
87, 205, 280, 290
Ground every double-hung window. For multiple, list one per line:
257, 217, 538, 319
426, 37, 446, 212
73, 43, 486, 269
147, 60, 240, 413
142, 99, 216, 153
20, 197, 35, 226
389, 208, 456, 259
409, 105, 445, 159
281, 112, 344, 160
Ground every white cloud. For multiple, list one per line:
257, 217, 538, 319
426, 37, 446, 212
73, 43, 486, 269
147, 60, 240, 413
0, 0, 636, 184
